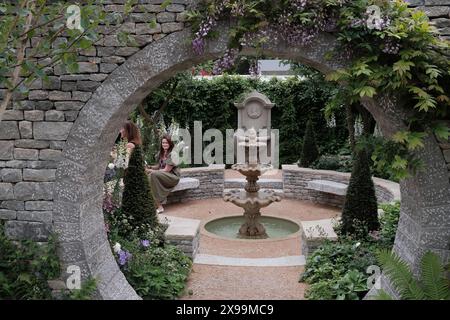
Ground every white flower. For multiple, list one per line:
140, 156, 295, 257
108, 163, 115, 170
354, 242, 361, 249
115, 157, 126, 169
113, 242, 121, 253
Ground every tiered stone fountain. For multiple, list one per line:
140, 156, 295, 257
223, 91, 281, 239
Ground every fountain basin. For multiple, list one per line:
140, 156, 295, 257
204, 215, 300, 240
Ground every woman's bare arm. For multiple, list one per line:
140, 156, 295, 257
164, 164, 174, 172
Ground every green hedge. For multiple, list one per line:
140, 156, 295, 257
141, 73, 348, 164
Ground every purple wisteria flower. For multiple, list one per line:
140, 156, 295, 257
118, 250, 132, 266
212, 48, 239, 75
141, 239, 150, 247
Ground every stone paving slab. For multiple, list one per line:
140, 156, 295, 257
194, 254, 305, 267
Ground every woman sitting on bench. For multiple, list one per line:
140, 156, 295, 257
146, 135, 180, 213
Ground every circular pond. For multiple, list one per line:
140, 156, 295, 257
204, 215, 300, 239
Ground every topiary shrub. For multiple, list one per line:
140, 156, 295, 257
299, 119, 319, 168
120, 145, 158, 238
340, 149, 379, 237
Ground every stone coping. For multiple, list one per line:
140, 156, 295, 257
307, 179, 348, 196
282, 165, 401, 201
159, 214, 201, 240
300, 218, 338, 241
179, 164, 225, 174
194, 254, 306, 267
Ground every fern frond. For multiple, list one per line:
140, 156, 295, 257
377, 249, 425, 299
421, 252, 450, 300
375, 290, 393, 300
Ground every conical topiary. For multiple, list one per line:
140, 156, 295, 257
121, 145, 158, 236
299, 119, 319, 167
340, 148, 379, 237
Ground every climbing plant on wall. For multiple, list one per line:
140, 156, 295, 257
187, 0, 450, 180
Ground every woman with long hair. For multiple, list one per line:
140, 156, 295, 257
147, 135, 180, 213
119, 121, 142, 150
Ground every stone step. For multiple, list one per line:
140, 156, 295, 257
194, 254, 306, 267
159, 214, 201, 258
224, 178, 283, 189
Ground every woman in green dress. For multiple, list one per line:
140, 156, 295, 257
146, 135, 180, 213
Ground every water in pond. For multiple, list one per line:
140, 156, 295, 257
204, 216, 300, 239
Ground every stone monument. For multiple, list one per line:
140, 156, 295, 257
223, 91, 281, 238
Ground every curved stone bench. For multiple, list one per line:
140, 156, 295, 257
148, 164, 225, 204
282, 165, 400, 208
172, 177, 200, 192
306, 180, 347, 196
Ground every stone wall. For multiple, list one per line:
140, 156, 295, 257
166, 164, 225, 204
411, 0, 450, 40
0, 0, 190, 241
410, 6, 450, 181
282, 165, 401, 207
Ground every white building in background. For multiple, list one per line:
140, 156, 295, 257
257, 59, 295, 76
194, 59, 304, 81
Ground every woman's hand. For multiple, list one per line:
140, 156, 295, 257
145, 167, 153, 174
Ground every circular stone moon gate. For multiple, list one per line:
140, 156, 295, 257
0, 1, 449, 299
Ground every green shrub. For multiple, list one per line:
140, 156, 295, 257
300, 240, 379, 300
312, 154, 353, 172
299, 119, 320, 168
341, 149, 379, 237
110, 231, 191, 300
378, 202, 400, 247
306, 270, 368, 300
120, 145, 158, 238
0, 222, 60, 300
125, 245, 192, 300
